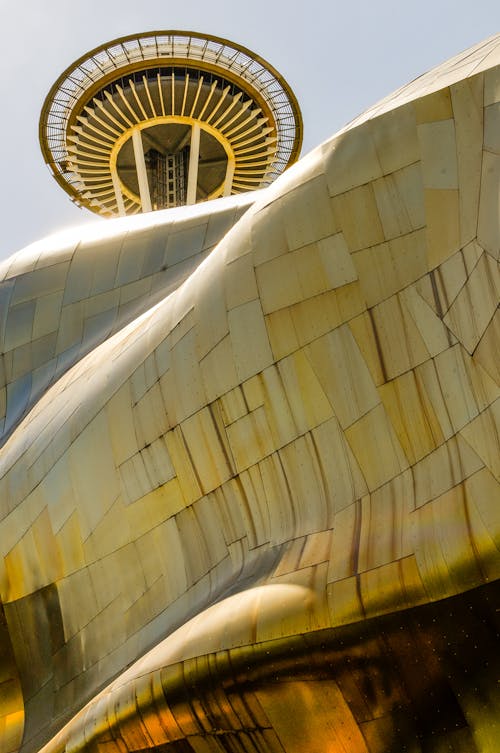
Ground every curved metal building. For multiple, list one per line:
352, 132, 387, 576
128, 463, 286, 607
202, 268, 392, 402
0, 30, 499, 753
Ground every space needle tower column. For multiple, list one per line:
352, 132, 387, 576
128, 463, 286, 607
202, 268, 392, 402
39, 30, 303, 217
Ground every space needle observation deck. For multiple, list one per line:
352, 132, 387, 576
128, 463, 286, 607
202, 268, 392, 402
39, 30, 303, 217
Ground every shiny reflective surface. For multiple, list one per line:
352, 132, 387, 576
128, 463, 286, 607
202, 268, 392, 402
1, 33, 500, 753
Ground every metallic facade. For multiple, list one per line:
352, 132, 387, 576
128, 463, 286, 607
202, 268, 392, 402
1, 33, 499, 753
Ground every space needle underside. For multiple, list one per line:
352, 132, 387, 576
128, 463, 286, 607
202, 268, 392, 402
39, 31, 303, 217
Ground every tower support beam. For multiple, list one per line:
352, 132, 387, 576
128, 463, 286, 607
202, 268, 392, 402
111, 166, 126, 216
186, 123, 201, 205
132, 128, 152, 212
223, 158, 235, 197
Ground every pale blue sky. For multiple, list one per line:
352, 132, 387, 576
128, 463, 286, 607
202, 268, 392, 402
1, 0, 499, 260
